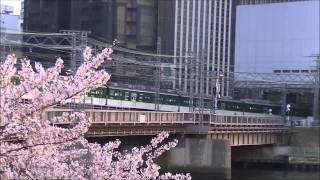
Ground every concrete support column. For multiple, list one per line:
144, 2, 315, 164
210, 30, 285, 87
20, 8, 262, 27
158, 137, 231, 179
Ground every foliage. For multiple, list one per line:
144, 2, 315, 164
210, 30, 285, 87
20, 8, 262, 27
0, 48, 191, 179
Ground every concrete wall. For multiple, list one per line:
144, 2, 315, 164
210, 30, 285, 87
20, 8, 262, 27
289, 128, 320, 165
231, 128, 320, 165
290, 128, 320, 148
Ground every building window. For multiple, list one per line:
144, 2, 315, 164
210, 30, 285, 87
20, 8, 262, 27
273, 70, 281, 73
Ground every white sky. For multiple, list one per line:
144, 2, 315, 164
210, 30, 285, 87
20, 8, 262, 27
1, 0, 21, 15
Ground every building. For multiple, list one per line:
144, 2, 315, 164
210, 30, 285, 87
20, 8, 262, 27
238, 0, 310, 5
235, 0, 319, 76
234, 0, 319, 114
22, 0, 236, 99
23, 0, 72, 32
112, 0, 157, 51
0, 5, 21, 32
0, 5, 22, 60
159, 0, 236, 97
23, 0, 157, 52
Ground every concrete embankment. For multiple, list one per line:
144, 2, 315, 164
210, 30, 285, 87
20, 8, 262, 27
231, 127, 320, 170
288, 127, 320, 167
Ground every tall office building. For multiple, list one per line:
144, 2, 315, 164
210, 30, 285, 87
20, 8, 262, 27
23, 0, 71, 32
0, 5, 23, 60
235, 0, 319, 75
234, 0, 318, 110
159, 0, 236, 97
23, 0, 157, 52
23, 0, 236, 98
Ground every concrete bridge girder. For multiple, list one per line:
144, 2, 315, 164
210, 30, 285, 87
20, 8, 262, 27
206, 132, 283, 146
37, 109, 289, 146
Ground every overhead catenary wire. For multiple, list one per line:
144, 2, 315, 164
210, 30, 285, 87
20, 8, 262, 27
1, 32, 315, 87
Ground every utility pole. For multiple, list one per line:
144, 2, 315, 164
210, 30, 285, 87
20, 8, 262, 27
281, 84, 288, 118
313, 55, 320, 121
199, 52, 205, 124
60, 30, 89, 71
155, 36, 161, 111
189, 52, 195, 112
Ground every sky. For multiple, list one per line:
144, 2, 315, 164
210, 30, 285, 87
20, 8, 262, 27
1, 0, 21, 15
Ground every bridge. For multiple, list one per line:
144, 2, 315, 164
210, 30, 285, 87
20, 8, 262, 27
44, 109, 287, 146
1, 31, 304, 175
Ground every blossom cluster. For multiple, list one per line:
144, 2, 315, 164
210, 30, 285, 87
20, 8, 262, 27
0, 48, 191, 179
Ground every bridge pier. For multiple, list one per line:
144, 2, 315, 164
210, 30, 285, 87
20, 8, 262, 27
158, 136, 231, 180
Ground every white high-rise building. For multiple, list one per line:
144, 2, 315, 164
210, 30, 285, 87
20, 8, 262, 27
0, 5, 21, 32
0, 4, 23, 60
159, 0, 235, 97
235, 0, 319, 76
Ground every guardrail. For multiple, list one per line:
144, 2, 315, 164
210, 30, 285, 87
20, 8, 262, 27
43, 109, 284, 127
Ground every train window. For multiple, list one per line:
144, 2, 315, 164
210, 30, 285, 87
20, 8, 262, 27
221, 103, 226, 109
144, 94, 152, 102
138, 93, 144, 101
109, 89, 115, 96
124, 92, 130, 100
131, 93, 137, 101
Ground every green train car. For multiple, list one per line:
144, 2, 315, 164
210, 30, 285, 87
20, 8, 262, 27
87, 86, 309, 116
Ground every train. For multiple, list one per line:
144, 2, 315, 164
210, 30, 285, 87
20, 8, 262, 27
86, 86, 288, 116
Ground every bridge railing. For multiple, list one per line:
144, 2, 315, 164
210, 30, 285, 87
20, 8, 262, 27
43, 109, 284, 126
204, 114, 283, 126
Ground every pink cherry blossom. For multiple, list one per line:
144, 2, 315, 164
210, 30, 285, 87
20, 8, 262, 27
0, 48, 191, 179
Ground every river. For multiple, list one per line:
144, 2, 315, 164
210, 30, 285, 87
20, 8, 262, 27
190, 167, 320, 180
